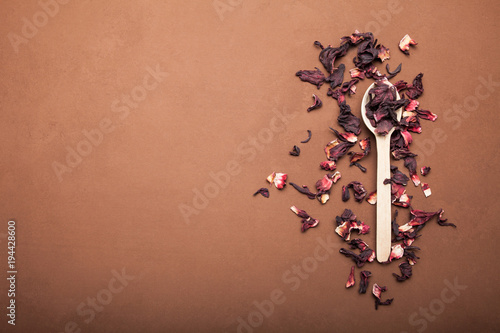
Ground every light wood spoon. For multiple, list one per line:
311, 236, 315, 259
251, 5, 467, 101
361, 81, 402, 263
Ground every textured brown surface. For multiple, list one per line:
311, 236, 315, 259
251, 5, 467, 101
0, 1, 499, 332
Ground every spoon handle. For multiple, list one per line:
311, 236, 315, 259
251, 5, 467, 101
376, 137, 392, 262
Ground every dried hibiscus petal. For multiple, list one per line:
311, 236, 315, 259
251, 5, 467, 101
347, 181, 368, 202
316, 174, 333, 192
421, 183, 431, 197
326, 64, 345, 89
404, 157, 421, 186
393, 262, 412, 281
386, 63, 402, 79
366, 191, 377, 205
339, 248, 375, 267
388, 244, 405, 262
318, 43, 350, 74
253, 188, 269, 198
350, 68, 365, 79
289, 183, 317, 200
392, 147, 417, 160
335, 209, 370, 241
289, 145, 300, 156
295, 67, 325, 89
330, 127, 358, 143
372, 284, 394, 309
406, 73, 424, 99
340, 79, 359, 95
377, 45, 390, 62
346, 266, 356, 288
301, 130, 312, 143
399, 34, 418, 55
325, 139, 355, 161
307, 94, 323, 112
320, 161, 336, 171
437, 209, 456, 228
338, 102, 361, 135
342, 185, 350, 202
416, 109, 437, 121
327, 88, 345, 105
359, 271, 372, 294
267, 172, 288, 189
290, 206, 319, 232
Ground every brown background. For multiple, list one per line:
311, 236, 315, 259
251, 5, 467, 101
1, 1, 499, 332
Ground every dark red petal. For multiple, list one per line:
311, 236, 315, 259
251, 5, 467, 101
399, 34, 418, 55
253, 188, 269, 198
346, 266, 356, 288
295, 67, 325, 89
316, 175, 333, 192
421, 183, 431, 197
326, 64, 345, 89
300, 130, 312, 143
366, 191, 377, 205
393, 262, 412, 281
320, 161, 337, 171
289, 145, 300, 156
342, 185, 350, 202
307, 94, 323, 112
420, 166, 431, 176
289, 182, 317, 200
359, 270, 372, 294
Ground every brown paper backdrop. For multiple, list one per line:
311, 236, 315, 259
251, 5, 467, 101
1, 1, 499, 332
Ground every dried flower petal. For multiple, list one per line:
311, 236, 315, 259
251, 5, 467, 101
342, 185, 350, 202
377, 45, 390, 62
295, 67, 325, 89
388, 244, 405, 262
366, 191, 377, 205
359, 271, 372, 294
300, 130, 312, 143
289, 145, 300, 156
347, 181, 368, 202
253, 188, 269, 198
320, 161, 336, 171
307, 94, 323, 112
399, 34, 418, 55
404, 157, 421, 186
267, 172, 288, 189
329, 127, 358, 143
406, 73, 424, 99
386, 63, 402, 79
421, 183, 431, 197
326, 64, 345, 89
318, 43, 350, 74
290, 206, 319, 232
335, 209, 370, 241
346, 266, 356, 288
393, 262, 412, 281
316, 174, 333, 192
416, 109, 437, 121
289, 182, 317, 200
350, 68, 366, 79
331, 171, 341, 183
325, 139, 355, 161
338, 102, 361, 135
372, 283, 394, 309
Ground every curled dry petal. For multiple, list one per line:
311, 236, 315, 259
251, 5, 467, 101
289, 145, 301, 156
330, 127, 358, 143
386, 63, 402, 79
350, 68, 366, 79
326, 64, 345, 89
421, 183, 431, 197
347, 181, 368, 202
290, 206, 319, 232
406, 73, 424, 99
372, 283, 394, 309
359, 271, 372, 294
338, 102, 361, 135
320, 161, 336, 171
253, 188, 269, 198
295, 67, 325, 89
346, 266, 356, 288
416, 109, 437, 121
366, 191, 377, 205
325, 139, 355, 161
307, 94, 323, 112
300, 130, 312, 143
404, 157, 421, 186
405, 99, 419, 111
393, 262, 412, 281
316, 174, 333, 192
267, 172, 288, 189
399, 34, 418, 55
388, 244, 405, 262
289, 182, 317, 200
377, 45, 390, 62
342, 185, 350, 202
331, 171, 342, 183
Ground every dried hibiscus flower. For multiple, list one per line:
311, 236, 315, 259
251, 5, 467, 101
307, 94, 323, 112
289, 145, 301, 156
339, 247, 375, 267
372, 284, 394, 309
266, 172, 287, 189
320, 161, 336, 171
404, 157, 421, 186
366, 191, 377, 205
386, 63, 402, 79
343, 181, 368, 202
330, 127, 358, 143
377, 45, 390, 62
393, 262, 412, 281
318, 42, 350, 74
349, 137, 371, 170
399, 34, 417, 55
253, 188, 269, 198
346, 266, 356, 288
341, 185, 350, 202
324, 139, 355, 162
350, 68, 365, 79
289, 183, 317, 200
335, 209, 370, 241
301, 130, 312, 143
290, 206, 319, 232
338, 102, 361, 135
295, 67, 325, 89
326, 64, 345, 89
421, 183, 431, 197
359, 270, 372, 294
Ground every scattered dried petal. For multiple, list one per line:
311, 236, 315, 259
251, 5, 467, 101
267, 172, 288, 189
399, 34, 418, 55
326, 64, 345, 89
377, 45, 390, 62
346, 266, 356, 288
421, 183, 431, 197
359, 271, 372, 294
386, 63, 402, 79
289, 145, 300, 156
290, 206, 319, 232
366, 191, 377, 205
342, 185, 350, 202
320, 161, 336, 171
300, 130, 312, 143
393, 262, 412, 281
372, 283, 394, 309
295, 67, 325, 89
289, 182, 317, 200
404, 157, 421, 186
347, 181, 368, 202
253, 188, 269, 198
307, 94, 323, 112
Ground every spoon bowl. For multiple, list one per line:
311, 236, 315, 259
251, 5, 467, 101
361, 80, 403, 262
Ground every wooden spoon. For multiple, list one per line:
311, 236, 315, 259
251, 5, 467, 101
361, 81, 403, 263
